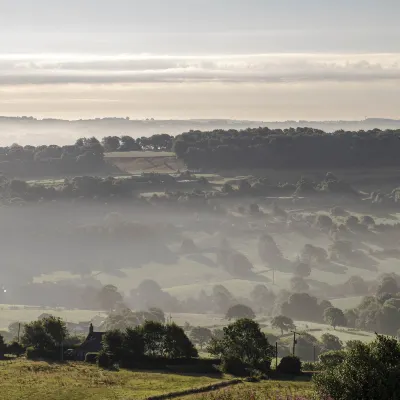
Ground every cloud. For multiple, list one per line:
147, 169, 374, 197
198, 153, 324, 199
0, 53, 399, 85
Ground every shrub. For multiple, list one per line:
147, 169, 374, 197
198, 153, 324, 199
97, 350, 111, 368
85, 352, 98, 364
319, 350, 346, 369
26, 346, 58, 361
220, 357, 249, 376
7, 341, 24, 356
277, 355, 302, 375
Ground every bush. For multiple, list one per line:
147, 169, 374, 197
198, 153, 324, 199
277, 355, 302, 375
319, 350, 346, 369
26, 346, 58, 361
97, 350, 112, 368
302, 361, 321, 371
7, 341, 24, 356
220, 357, 249, 377
85, 352, 98, 364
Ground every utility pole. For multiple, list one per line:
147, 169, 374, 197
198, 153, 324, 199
17, 323, 21, 343
275, 342, 278, 369
313, 345, 316, 362
291, 331, 298, 356
272, 268, 275, 285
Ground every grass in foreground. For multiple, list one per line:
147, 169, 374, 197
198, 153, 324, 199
0, 359, 228, 400
183, 380, 314, 399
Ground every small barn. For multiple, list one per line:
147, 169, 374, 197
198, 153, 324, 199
75, 323, 104, 361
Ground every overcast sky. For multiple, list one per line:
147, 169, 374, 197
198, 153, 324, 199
0, 0, 399, 120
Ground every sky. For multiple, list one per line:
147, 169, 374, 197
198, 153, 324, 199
0, 0, 399, 120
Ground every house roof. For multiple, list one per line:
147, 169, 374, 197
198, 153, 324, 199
78, 332, 104, 353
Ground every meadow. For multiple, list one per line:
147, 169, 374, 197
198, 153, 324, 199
0, 359, 231, 400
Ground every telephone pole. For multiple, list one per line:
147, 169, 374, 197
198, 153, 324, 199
292, 331, 297, 356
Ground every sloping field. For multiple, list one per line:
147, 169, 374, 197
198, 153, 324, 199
0, 360, 228, 400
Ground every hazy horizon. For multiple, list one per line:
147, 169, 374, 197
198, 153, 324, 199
0, 0, 399, 123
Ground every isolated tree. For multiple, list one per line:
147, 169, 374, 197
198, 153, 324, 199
225, 304, 255, 320
346, 275, 368, 295
377, 276, 399, 296
98, 285, 123, 312
208, 319, 274, 373
290, 276, 310, 293
281, 293, 323, 322
250, 284, 275, 312
294, 261, 311, 278
271, 315, 296, 335
229, 252, 254, 277
258, 233, 282, 264
190, 327, 213, 349
323, 307, 347, 329
321, 333, 343, 351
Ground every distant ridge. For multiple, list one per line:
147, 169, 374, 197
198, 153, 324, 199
0, 117, 399, 146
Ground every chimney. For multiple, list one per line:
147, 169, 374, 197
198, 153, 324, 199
89, 323, 94, 335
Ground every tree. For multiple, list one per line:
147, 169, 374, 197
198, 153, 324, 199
321, 333, 343, 351
377, 276, 399, 296
290, 276, 309, 292
319, 350, 346, 369
123, 327, 145, 361
271, 315, 295, 335
323, 307, 347, 329
98, 285, 123, 312
314, 335, 400, 400
281, 293, 323, 322
41, 316, 68, 344
294, 262, 311, 278
225, 304, 255, 320
250, 285, 275, 313
21, 320, 54, 350
102, 329, 125, 361
208, 319, 274, 373
140, 321, 166, 358
163, 323, 198, 358
0, 334, 6, 358
190, 327, 213, 350
101, 136, 120, 152
277, 355, 301, 375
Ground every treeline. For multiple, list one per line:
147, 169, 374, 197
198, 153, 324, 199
173, 127, 400, 169
0, 138, 109, 178
0, 134, 174, 178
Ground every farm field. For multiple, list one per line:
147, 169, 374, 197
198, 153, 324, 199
105, 151, 176, 158
182, 380, 313, 399
0, 359, 230, 400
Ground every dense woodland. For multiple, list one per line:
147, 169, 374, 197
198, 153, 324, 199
173, 127, 400, 169
4, 128, 400, 178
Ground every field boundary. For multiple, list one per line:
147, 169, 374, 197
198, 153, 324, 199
145, 378, 242, 400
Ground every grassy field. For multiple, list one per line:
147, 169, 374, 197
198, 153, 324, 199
0, 359, 229, 400
183, 380, 314, 399
105, 151, 175, 158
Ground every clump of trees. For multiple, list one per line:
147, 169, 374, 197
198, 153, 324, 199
173, 127, 400, 171
101, 321, 197, 368
208, 319, 274, 376
314, 335, 400, 400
